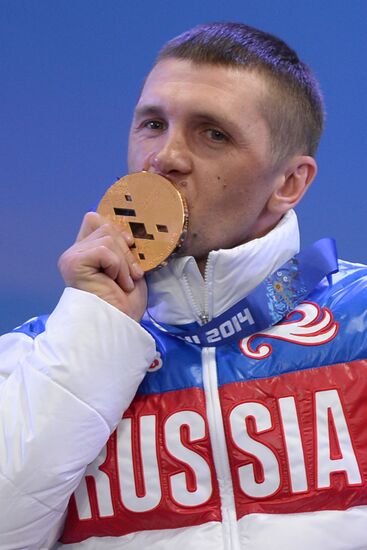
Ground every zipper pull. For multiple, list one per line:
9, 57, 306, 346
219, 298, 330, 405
200, 313, 209, 325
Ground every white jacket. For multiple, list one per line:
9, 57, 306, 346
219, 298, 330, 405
1, 211, 367, 550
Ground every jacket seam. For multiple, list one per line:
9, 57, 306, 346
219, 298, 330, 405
0, 468, 66, 514
222, 357, 367, 386
24, 362, 112, 432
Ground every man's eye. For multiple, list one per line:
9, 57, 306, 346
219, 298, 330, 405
206, 129, 228, 142
143, 120, 165, 130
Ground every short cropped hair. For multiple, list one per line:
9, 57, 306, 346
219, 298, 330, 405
157, 22, 325, 165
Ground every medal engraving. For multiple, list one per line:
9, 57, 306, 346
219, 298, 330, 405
97, 172, 188, 271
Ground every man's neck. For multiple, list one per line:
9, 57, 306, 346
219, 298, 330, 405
196, 257, 207, 277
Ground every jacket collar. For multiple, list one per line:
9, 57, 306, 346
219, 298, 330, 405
146, 210, 300, 325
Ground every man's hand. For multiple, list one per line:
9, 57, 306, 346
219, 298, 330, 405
58, 212, 147, 321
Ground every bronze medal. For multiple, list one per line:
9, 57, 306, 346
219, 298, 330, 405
96, 172, 188, 272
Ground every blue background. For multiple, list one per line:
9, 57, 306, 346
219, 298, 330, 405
1, 0, 366, 334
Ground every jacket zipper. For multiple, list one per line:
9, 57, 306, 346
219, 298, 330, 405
181, 255, 214, 325
202, 348, 240, 550
182, 258, 240, 549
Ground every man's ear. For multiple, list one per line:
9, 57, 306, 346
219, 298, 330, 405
267, 155, 317, 215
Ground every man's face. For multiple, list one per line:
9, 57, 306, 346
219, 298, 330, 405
128, 59, 285, 266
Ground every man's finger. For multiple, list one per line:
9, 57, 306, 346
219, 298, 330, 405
79, 224, 142, 279
115, 230, 144, 281
76, 212, 106, 242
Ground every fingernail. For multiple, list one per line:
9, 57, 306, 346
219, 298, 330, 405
132, 262, 144, 277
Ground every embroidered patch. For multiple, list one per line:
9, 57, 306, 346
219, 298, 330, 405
239, 301, 339, 359
148, 351, 163, 372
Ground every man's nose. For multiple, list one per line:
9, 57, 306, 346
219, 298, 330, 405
148, 131, 192, 177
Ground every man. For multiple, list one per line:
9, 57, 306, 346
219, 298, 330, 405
1, 22, 367, 550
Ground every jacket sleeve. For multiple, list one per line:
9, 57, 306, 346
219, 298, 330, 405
0, 287, 156, 549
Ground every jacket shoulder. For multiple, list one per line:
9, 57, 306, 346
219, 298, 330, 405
328, 259, 367, 298
335, 258, 367, 279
